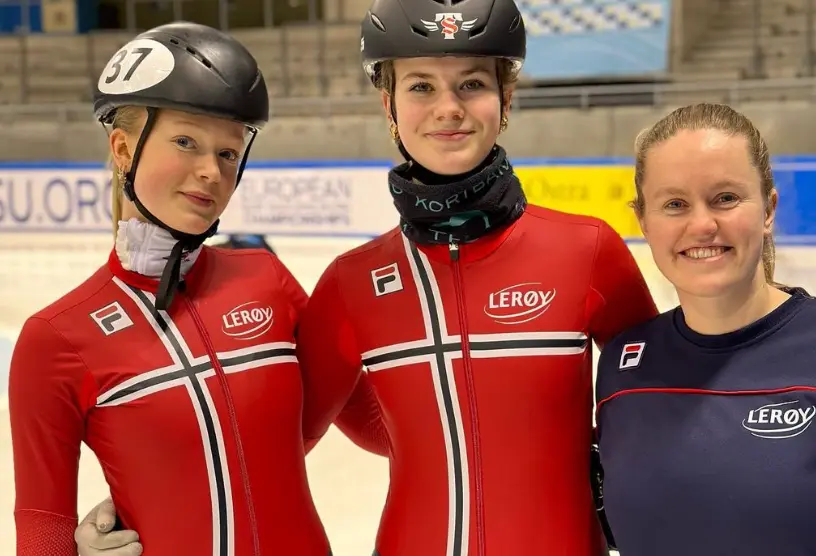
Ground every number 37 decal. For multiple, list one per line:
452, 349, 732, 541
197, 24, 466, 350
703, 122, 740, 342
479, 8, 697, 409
97, 38, 176, 95
104, 47, 153, 84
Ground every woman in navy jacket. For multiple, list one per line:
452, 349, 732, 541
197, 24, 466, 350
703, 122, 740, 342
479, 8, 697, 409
596, 102, 815, 556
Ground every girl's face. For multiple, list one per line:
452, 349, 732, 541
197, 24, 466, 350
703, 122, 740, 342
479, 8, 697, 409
112, 109, 247, 235
386, 56, 507, 175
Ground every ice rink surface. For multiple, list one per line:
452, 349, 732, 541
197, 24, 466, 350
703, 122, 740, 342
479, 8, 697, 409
2, 235, 815, 555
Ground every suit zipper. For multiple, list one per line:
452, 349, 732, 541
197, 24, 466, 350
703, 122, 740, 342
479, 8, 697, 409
449, 241, 486, 556
184, 294, 261, 556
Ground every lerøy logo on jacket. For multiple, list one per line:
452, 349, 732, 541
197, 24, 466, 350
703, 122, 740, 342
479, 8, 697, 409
742, 400, 816, 439
221, 301, 274, 341
483, 283, 556, 325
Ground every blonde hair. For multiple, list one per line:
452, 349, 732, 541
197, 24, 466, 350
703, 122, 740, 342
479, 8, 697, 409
108, 106, 144, 237
632, 103, 778, 284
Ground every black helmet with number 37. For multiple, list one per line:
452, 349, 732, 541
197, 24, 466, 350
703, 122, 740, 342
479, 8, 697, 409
93, 21, 268, 128
93, 21, 269, 310
360, 0, 526, 85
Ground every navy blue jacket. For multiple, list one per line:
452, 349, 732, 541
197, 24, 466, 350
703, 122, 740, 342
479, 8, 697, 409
596, 287, 816, 556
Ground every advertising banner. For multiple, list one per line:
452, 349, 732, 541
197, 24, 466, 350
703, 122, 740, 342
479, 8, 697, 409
515, 162, 641, 239
1, 157, 816, 243
0, 161, 397, 238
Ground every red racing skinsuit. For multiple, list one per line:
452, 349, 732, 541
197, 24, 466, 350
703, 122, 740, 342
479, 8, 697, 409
10, 247, 335, 556
299, 205, 658, 556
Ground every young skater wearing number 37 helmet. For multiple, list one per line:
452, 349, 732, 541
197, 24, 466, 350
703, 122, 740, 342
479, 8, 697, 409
9, 22, 354, 556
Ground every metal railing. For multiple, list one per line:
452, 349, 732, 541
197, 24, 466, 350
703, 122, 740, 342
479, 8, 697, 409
0, 75, 815, 124
1, 0, 816, 112
511, 77, 816, 110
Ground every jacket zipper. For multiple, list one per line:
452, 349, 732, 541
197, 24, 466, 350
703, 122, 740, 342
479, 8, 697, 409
449, 241, 486, 556
184, 294, 261, 556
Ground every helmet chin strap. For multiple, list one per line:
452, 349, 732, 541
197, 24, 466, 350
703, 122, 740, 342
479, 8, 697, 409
121, 107, 258, 311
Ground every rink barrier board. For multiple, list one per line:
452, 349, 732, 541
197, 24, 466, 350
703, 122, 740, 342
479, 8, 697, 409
0, 156, 816, 243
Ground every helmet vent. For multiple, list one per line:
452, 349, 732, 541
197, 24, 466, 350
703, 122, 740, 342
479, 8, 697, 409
370, 12, 386, 32
410, 25, 429, 38
467, 26, 486, 38
185, 45, 213, 69
167, 36, 213, 69
508, 14, 522, 33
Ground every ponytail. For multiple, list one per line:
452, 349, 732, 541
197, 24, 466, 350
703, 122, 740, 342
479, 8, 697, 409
109, 153, 123, 238
106, 105, 144, 238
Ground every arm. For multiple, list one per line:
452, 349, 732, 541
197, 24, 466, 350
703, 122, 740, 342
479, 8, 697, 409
585, 224, 651, 550
296, 260, 367, 451
266, 254, 322, 452
333, 371, 390, 457
10, 317, 93, 556
586, 220, 658, 348
270, 253, 309, 325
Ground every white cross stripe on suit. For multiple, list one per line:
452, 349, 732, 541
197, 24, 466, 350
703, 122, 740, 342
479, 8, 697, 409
96, 277, 297, 556
359, 235, 588, 556
96, 340, 299, 407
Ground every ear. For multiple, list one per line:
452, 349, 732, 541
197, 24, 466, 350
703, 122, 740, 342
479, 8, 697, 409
764, 188, 778, 236
109, 128, 133, 171
381, 90, 392, 120
638, 214, 648, 240
501, 85, 515, 118
634, 200, 648, 239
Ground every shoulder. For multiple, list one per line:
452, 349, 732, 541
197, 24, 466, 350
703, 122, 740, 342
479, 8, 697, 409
335, 227, 402, 264
520, 205, 626, 259
788, 288, 816, 315
299, 228, 403, 306
205, 244, 291, 278
598, 309, 675, 368
10, 267, 108, 385
29, 263, 115, 325
317, 227, 403, 281
201, 245, 308, 313
776, 289, 816, 334
594, 309, 675, 403
523, 204, 611, 236
205, 244, 280, 265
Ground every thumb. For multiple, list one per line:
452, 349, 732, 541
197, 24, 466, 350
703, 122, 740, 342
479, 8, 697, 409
96, 497, 118, 533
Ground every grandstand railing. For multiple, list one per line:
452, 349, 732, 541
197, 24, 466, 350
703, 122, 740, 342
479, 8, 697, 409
510, 77, 816, 110
2, 76, 815, 123
2, 0, 815, 105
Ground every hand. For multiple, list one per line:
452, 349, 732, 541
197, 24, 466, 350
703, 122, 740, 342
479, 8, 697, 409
75, 497, 142, 555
